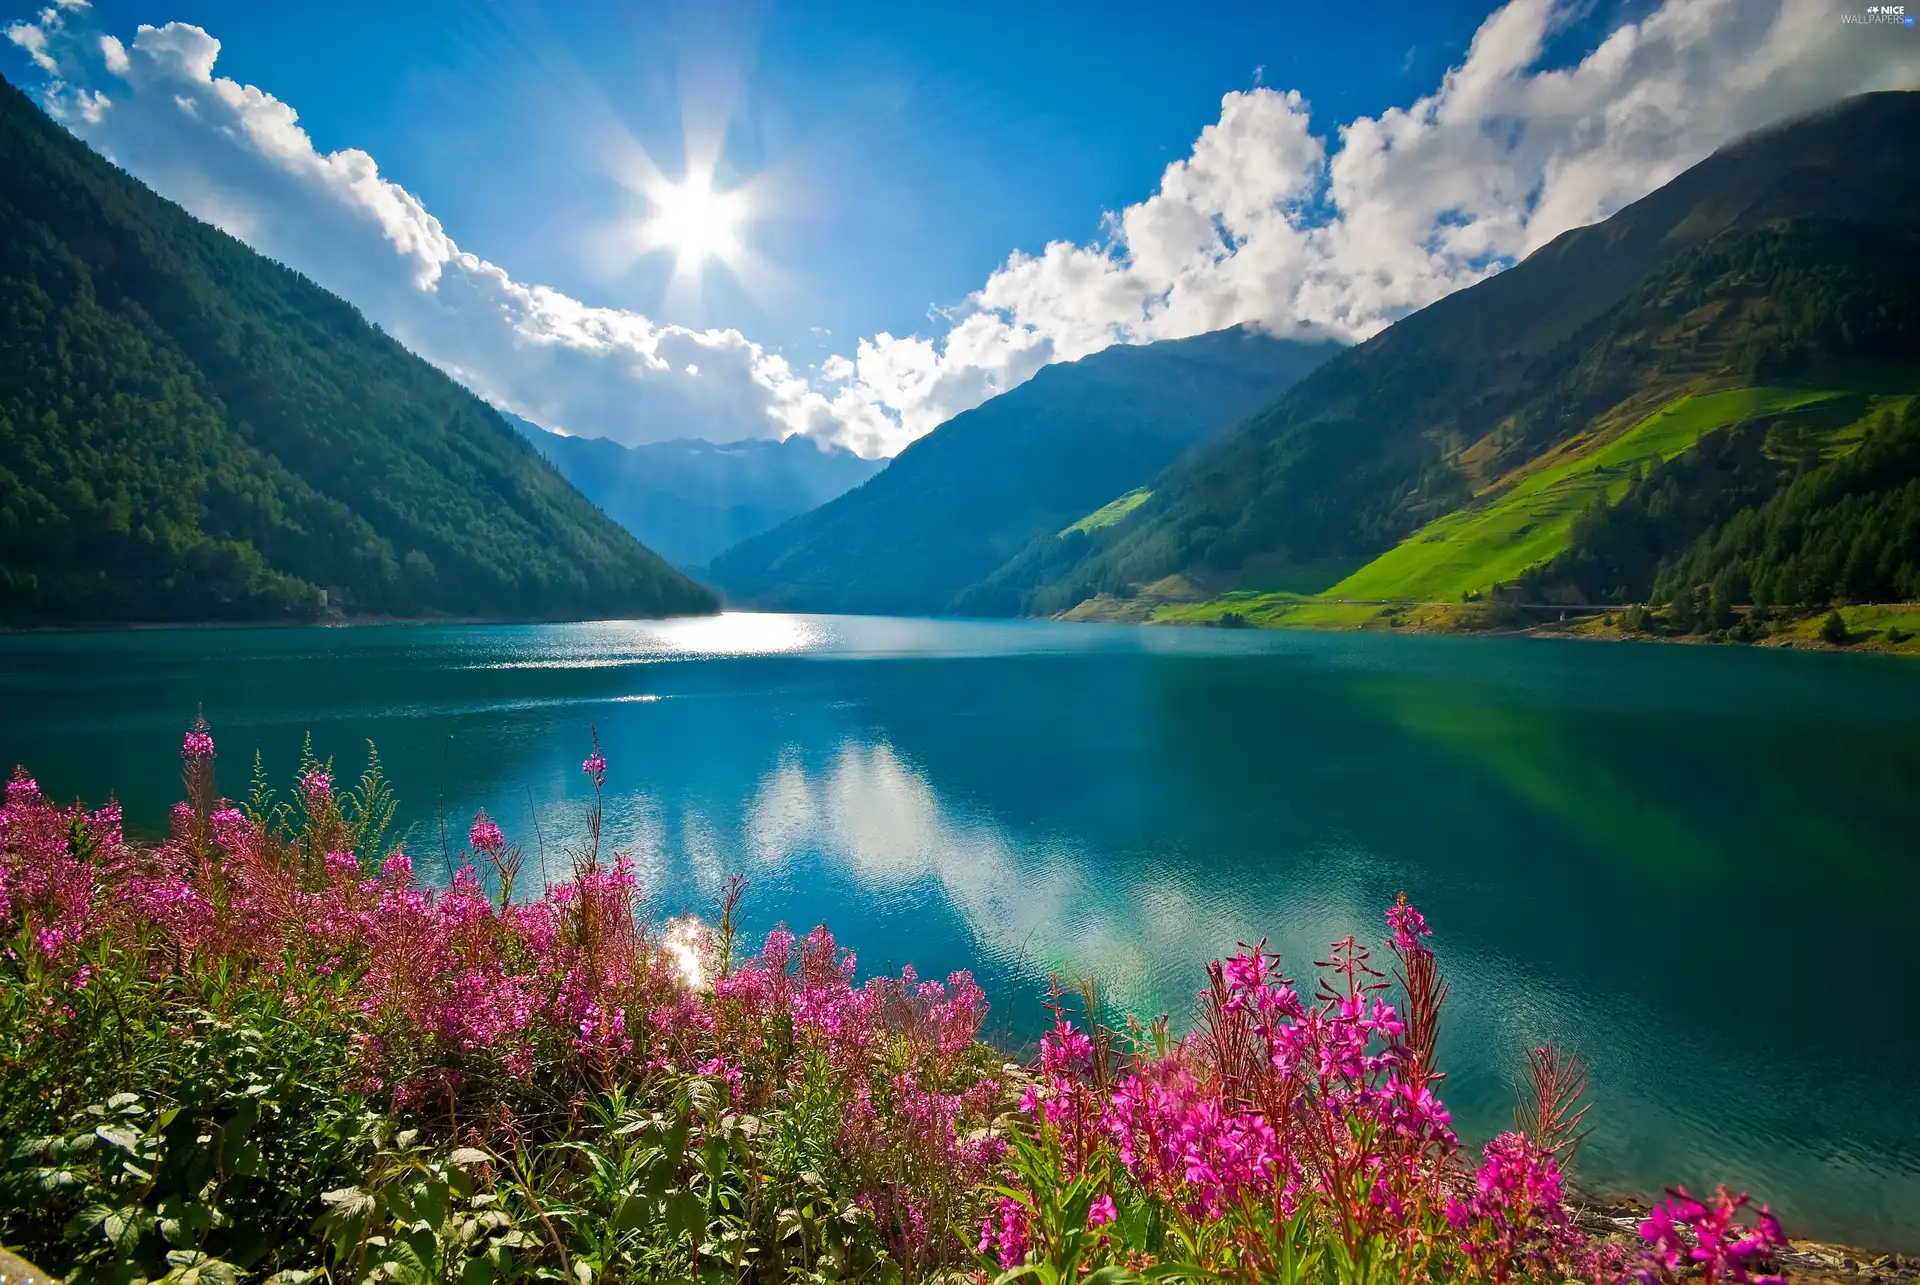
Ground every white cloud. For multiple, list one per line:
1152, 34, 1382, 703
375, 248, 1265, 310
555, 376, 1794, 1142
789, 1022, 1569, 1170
938, 0, 1920, 361
7, 0, 1916, 458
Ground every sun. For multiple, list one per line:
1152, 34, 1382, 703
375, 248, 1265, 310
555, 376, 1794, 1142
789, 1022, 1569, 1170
646, 175, 746, 270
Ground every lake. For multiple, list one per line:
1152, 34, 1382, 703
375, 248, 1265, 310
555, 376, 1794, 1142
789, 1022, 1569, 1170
3, 614, 1917, 1248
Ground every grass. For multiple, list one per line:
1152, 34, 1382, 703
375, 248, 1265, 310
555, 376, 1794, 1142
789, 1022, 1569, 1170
1155, 594, 1387, 630
1154, 386, 1914, 634
1775, 603, 1920, 654
1060, 488, 1152, 537
1324, 387, 1866, 603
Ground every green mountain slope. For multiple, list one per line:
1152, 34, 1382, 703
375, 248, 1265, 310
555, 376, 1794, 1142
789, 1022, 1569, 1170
503, 413, 885, 571
0, 81, 715, 625
1025, 92, 1920, 621
705, 326, 1343, 617
1529, 393, 1920, 619
1327, 388, 1860, 603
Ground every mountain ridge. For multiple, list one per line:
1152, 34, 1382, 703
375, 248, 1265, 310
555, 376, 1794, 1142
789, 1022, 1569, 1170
705, 326, 1345, 616
0, 79, 715, 626
1016, 91, 1920, 623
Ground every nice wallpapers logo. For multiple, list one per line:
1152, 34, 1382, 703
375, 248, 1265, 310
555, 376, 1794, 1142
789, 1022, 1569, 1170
1845, 4, 1916, 21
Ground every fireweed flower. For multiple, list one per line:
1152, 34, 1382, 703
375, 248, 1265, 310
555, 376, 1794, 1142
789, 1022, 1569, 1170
979, 1196, 1031, 1269
1635, 1186, 1787, 1285
181, 722, 215, 760
468, 810, 505, 855
1386, 893, 1431, 954
3, 717, 1790, 1280
299, 767, 332, 800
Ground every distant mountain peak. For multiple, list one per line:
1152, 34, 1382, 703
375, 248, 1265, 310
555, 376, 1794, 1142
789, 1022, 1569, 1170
703, 327, 1345, 616
502, 412, 885, 572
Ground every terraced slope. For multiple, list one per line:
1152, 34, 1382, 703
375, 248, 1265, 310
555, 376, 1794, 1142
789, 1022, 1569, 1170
1153, 387, 1917, 630
1325, 388, 1855, 603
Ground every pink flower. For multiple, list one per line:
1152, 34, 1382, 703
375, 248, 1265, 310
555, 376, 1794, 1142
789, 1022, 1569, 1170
1039, 1019, 1093, 1076
979, 1196, 1030, 1269
1637, 1186, 1786, 1285
209, 807, 252, 853
181, 722, 215, 760
1088, 1193, 1117, 1228
1386, 895, 1431, 954
468, 810, 505, 855
299, 768, 332, 800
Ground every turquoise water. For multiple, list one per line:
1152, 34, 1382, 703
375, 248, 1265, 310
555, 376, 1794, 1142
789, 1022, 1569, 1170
3, 615, 1918, 1247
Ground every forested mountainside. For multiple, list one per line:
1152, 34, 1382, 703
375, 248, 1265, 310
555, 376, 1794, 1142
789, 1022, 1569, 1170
1014, 92, 1920, 628
504, 414, 884, 571
0, 80, 715, 625
705, 326, 1342, 616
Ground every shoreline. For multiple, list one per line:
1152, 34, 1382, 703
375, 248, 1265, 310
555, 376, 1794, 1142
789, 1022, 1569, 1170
0, 606, 725, 636
1574, 1198, 1919, 1282
1058, 593, 1920, 658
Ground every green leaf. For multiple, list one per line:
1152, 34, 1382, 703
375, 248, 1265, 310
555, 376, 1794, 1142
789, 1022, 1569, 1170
664, 1189, 704, 1239
611, 1193, 647, 1233
316, 1185, 376, 1243
95, 1124, 142, 1153
414, 1178, 450, 1229
97, 1203, 145, 1253
461, 1256, 495, 1285
663, 1106, 690, 1166
1084, 1269, 1146, 1285
157, 1197, 214, 1247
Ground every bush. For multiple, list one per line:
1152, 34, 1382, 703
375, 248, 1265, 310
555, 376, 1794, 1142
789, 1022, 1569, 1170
1821, 609, 1852, 646
2, 716, 1790, 1284
2, 720, 1003, 1281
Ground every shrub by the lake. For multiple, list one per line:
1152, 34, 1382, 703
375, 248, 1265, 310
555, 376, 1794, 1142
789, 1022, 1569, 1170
1, 718, 1788, 1284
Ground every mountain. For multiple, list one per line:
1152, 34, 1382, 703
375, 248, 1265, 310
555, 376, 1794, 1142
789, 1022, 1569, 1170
502, 414, 885, 571
1020, 91, 1920, 626
0, 80, 714, 625
705, 326, 1344, 616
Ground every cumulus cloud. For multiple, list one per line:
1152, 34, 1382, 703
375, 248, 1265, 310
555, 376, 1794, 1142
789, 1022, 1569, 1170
4, 7, 885, 450
832, 0, 1918, 439
6, 0, 1916, 457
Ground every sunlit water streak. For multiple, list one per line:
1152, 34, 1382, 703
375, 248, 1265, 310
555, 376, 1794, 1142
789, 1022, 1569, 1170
2, 615, 1918, 1247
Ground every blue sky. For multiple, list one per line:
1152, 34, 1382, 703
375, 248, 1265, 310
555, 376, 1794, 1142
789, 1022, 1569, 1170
9, 0, 1513, 356
5, 0, 1914, 453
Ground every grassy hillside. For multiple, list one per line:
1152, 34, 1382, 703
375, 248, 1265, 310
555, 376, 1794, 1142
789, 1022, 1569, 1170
1153, 388, 1920, 637
0, 81, 715, 625
706, 327, 1343, 617
1062, 488, 1151, 536
1020, 93, 1920, 624
1555, 391, 1920, 618
1327, 388, 1863, 603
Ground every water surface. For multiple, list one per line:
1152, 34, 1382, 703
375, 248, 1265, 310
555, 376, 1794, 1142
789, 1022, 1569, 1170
3, 615, 1917, 1247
